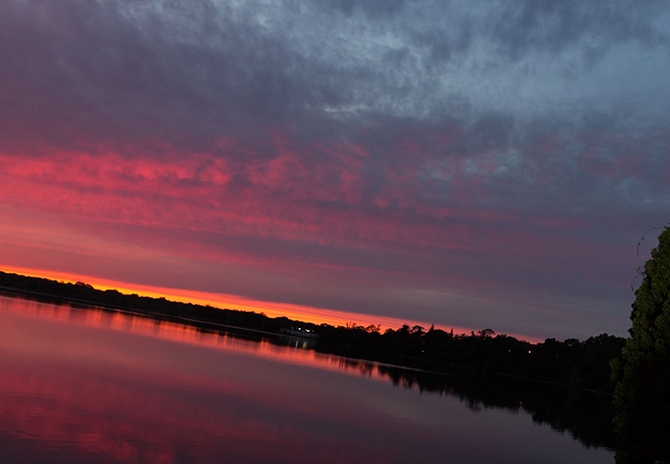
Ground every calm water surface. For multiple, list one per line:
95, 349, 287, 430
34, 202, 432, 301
0, 296, 614, 463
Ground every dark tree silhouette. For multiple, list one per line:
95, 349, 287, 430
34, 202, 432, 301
612, 226, 670, 464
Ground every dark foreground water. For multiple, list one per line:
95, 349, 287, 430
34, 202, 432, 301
0, 295, 614, 464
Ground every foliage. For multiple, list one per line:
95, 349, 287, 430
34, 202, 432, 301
612, 227, 670, 464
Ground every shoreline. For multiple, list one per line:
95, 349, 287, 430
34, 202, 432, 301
0, 270, 623, 398
0, 286, 612, 397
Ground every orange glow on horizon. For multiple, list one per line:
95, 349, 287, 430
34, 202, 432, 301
0, 264, 487, 338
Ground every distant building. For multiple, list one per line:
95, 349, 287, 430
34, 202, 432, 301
280, 326, 319, 339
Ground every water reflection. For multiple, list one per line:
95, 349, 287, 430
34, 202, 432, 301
1, 295, 354, 373
0, 296, 614, 464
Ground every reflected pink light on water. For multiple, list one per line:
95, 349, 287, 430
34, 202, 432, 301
0, 298, 398, 464
0, 296, 614, 464
1, 296, 391, 383
0, 361, 378, 464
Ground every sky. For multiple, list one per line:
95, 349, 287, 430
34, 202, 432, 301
0, 0, 669, 341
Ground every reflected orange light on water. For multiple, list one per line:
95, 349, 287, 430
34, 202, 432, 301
0, 297, 607, 464
0, 315, 382, 464
0, 264, 471, 335
2, 295, 393, 381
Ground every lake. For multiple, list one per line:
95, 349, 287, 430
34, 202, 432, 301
0, 295, 614, 463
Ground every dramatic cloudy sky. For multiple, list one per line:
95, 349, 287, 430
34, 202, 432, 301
1, 0, 669, 340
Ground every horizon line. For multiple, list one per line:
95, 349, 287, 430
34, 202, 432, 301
0, 263, 544, 343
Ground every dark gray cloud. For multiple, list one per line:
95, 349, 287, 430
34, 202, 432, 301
319, 0, 408, 18
1, 0, 669, 339
3, 0, 668, 145
489, 0, 667, 61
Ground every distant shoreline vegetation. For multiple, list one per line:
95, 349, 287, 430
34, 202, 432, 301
0, 270, 624, 394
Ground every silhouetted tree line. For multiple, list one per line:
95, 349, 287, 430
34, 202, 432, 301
315, 323, 624, 394
0, 270, 623, 394
0, 271, 299, 334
